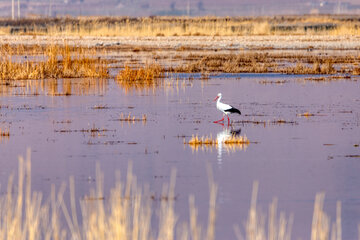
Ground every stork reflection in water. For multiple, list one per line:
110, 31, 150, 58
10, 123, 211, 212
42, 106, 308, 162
216, 126, 242, 163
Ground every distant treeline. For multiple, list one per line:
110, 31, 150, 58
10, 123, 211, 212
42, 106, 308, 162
0, 15, 359, 36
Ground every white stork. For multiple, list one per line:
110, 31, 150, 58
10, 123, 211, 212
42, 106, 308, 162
213, 93, 241, 124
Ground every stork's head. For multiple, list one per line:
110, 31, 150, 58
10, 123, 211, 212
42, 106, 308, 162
214, 93, 222, 101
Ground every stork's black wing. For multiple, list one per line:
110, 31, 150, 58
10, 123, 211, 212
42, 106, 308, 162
224, 106, 241, 115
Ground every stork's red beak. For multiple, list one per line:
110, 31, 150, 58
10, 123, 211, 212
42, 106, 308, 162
214, 96, 219, 101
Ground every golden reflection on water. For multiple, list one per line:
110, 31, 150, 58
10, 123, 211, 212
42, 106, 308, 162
186, 128, 249, 161
0, 78, 108, 96
115, 76, 192, 95
0, 75, 197, 97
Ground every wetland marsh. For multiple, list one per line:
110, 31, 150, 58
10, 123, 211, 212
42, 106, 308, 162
0, 23, 360, 239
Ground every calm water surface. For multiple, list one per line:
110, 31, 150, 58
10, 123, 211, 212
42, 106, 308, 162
0, 74, 359, 239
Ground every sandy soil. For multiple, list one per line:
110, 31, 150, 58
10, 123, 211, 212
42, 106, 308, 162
1, 35, 360, 51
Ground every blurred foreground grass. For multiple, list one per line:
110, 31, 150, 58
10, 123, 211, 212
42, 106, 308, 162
0, 149, 346, 240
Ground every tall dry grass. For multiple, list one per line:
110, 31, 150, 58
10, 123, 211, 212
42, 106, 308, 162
1, 16, 360, 36
0, 150, 352, 240
0, 45, 108, 80
234, 182, 293, 240
0, 150, 218, 240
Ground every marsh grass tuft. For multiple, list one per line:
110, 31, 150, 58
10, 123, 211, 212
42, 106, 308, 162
187, 134, 218, 146
116, 64, 165, 93
118, 112, 147, 123
186, 134, 250, 152
116, 64, 164, 82
224, 135, 250, 145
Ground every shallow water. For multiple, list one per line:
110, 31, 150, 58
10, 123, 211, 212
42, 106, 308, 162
0, 74, 359, 239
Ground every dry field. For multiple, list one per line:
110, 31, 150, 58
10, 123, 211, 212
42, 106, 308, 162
0, 15, 359, 80
0, 34, 360, 78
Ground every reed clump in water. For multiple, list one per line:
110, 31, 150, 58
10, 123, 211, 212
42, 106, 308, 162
118, 112, 147, 122
186, 134, 250, 146
115, 64, 165, 92
224, 135, 250, 145
0, 45, 109, 80
187, 134, 218, 146
116, 64, 164, 82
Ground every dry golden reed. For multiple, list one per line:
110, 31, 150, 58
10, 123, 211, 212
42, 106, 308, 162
187, 134, 250, 146
115, 64, 165, 93
0, 45, 108, 80
116, 64, 164, 82
187, 134, 218, 146
234, 181, 294, 240
186, 134, 250, 152
0, 150, 219, 240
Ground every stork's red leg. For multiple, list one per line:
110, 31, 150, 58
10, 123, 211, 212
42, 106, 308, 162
227, 115, 230, 123
214, 117, 224, 123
